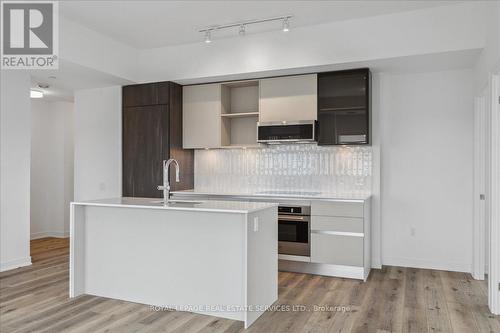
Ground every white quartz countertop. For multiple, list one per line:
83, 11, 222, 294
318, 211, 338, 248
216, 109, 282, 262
71, 197, 278, 214
171, 190, 371, 201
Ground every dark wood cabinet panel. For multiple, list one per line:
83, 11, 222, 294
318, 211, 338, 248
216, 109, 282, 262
318, 68, 371, 145
123, 105, 168, 198
122, 82, 194, 198
123, 84, 158, 107
157, 82, 171, 105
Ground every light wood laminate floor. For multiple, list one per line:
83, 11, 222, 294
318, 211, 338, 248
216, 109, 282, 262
0, 238, 498, 333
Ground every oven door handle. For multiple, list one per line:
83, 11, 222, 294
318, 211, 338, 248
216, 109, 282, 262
278, 215, 309, 222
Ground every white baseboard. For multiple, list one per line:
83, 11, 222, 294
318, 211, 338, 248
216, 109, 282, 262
279, 260, 367, 280
0, 257, 32, 272
31, 231, 69, 240
383, 256, 471, 273
278, 254, 310, 262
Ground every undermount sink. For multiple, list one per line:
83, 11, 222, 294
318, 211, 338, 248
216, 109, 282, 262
150, 199, 203, 205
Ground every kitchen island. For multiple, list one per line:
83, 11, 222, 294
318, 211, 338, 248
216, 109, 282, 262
70, 197, 278, 328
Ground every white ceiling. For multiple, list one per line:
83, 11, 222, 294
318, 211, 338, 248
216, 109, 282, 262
60, 1, 464, 49
30, 60, 133, 102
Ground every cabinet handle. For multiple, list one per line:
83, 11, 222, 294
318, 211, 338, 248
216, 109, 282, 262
311, 230, 364, 237
278, 215, 306, 221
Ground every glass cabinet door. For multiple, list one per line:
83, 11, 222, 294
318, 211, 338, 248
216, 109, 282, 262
318, 69, 370, 145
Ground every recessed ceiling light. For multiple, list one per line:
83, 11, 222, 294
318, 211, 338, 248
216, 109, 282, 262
30, 90, 43, 98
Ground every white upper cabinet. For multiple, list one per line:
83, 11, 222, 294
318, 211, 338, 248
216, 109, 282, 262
183, 84, 221, 149
183, 75, 318, 148
259, 74, 317, 123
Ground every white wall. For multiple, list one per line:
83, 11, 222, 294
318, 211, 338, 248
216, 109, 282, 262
0, 71, 32, 271
63, 102, 74, 235
370, 74, 382, 268
60, 17, 139, 82
378, 69, 474, 272
491, 69, 500, 314
74, 87, 122, 201
473, 1, 500, 92
31, 100, 74, 239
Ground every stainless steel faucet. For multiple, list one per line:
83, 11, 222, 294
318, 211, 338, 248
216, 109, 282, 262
157, 159, 180, 203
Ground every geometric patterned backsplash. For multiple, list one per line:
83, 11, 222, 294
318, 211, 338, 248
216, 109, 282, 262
194, 144, 372, 196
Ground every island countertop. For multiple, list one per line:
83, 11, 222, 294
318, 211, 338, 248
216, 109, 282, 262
71, 197, 278, 214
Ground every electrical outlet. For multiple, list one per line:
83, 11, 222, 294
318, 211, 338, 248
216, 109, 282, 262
411, 227, 416, 237
253, 217, 259, 232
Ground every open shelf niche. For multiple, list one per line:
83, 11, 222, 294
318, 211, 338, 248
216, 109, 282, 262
220, 80, 261, 148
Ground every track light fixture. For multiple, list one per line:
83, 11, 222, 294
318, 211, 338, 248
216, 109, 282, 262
199, 15, 292, 43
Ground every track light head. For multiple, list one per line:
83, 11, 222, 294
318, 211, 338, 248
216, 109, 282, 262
30, 89, 43, 98
204, 30, 212, 43
282, 17, 290, 32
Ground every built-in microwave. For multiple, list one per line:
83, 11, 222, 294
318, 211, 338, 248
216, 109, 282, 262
257, 120, 317, 144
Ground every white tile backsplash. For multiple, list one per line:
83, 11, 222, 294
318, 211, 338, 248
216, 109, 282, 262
194, 144, 372, 196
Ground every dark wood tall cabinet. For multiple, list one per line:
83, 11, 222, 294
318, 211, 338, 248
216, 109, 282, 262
317, 68, 371, 145
122, 82, 194, 198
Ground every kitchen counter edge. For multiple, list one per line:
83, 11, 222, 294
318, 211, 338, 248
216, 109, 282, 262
71, 197, 279, 214
171, 191, 371, 202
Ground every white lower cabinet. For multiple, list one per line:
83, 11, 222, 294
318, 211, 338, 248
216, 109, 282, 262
311, 233, 363, 267
311, 216, 363, 233
311, 201, 364, 218
309, 199, 371, 280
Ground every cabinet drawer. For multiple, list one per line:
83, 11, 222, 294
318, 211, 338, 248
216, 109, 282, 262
311, 233, 363, 267
311, 216, 363, 233
311, 201, 363, 218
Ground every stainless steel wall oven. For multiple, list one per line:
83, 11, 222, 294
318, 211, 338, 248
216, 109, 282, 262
278, 205, 310, 257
